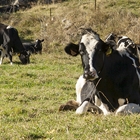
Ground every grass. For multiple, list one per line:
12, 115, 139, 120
0, 51, 140, 140
1, 0, 140, 139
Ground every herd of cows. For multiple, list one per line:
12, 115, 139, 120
59, 28, 140, 115
0, 23, 44, 65
1, 21, 140, 115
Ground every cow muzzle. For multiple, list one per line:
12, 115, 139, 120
84, 69, 98, 80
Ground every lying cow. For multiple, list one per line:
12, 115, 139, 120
22, 39, 44, 54
0, 23, 30, 65
64, 28, 140, 115
60, 33, 121, 114
107, 34, 140, 72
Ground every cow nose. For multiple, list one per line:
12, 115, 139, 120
84, 70, 89, 78
84, 69, 98, 80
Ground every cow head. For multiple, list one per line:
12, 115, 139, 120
18, 51, 30, 64
117, 36, 137, 55
34, 39, 44, 54
65, 28, 113, 80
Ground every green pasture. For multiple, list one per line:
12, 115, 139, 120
1, 0, 140, 139
0, 51, 140, 140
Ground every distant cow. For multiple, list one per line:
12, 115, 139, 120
22, 39, 44, 54
109, 35, 140, 69
64, 28, 140, 115
0, 5, 19, 13
0, 23, 30, 65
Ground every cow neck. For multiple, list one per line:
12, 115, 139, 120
97, 52, 105, 77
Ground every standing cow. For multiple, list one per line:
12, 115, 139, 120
0, 23, 30, 65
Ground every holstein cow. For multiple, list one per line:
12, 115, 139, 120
117, 36, 140, 62
64, 28, 140, 115
110, 35, 140, 74
0, 5, 19, 13
0, 23, 30, 65
22, 39, 44, 54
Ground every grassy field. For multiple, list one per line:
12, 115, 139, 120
1, 0, 140, 139
1, 52, 140, 140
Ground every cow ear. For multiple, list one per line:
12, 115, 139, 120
64, 43, 79, 56
41, 39, 44, 42
102, 42, 113, 56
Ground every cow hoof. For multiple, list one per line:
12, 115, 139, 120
76, 107, 85, 114
76, 101, 89, 114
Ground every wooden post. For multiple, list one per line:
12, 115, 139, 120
50, 8, 52, 21
95, 0, 96, 11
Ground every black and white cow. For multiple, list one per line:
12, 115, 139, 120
22, 39, 44, 54
64, 28, 140, 115
0, 23, 30, 65
0, 5, 19, 13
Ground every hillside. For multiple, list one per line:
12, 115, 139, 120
1, 0, 140, 52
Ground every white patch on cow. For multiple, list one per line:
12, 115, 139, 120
76, 101, 89, 114
117, 36, 128, 45
118, 98, 125, 106
0, 57, 2, 65
75, 75, 86, 104
81, 33, 99, 79
6, 25, 13, 29
94, 95, 110, 115
117, 43, 128, 56
117, 36, 133, 47
115, 103, 140, 115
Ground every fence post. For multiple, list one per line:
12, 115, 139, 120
50, 8, 52, 21
95, 0, 96, 11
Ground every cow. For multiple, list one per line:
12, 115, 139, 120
64, 28, 140, 115
22, 39, 44, 54
111, 35, 140, 74
0, 23, 30, 65
0, 5, 19, 13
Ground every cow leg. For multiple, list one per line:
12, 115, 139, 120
7, 52, 12, 65
75, 75, 86, 103
0, 50, 4, 65
76, 101, 90, 114
0, 56, 3, 65
59, 100, 79, 111
94, 95, 110, 115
